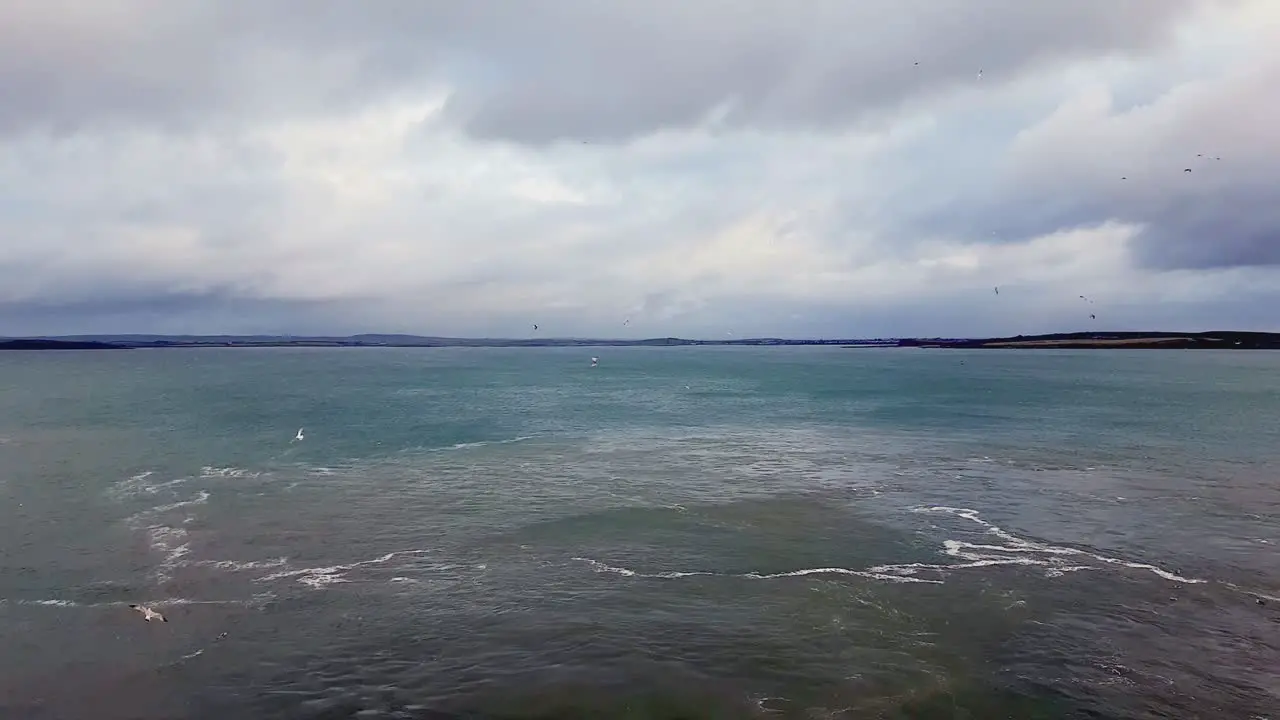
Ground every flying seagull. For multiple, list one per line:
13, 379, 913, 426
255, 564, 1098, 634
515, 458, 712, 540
590, 356, 599, 367
293, 428, 304, 442
994, 286, 999, 295
129, 604, 167, 622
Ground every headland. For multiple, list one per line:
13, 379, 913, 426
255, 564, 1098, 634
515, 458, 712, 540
897, 331, 1280, 349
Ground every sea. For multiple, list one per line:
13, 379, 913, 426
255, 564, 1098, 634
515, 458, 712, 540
1, 346, 1277, 719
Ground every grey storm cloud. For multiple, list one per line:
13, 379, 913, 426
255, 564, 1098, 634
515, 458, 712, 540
1, 0, 1207, 139
435, 0, 1209, 143
897, 52, 1280, 272
0, 288, 353, 337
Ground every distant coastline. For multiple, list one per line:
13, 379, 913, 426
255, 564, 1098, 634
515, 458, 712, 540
0, 334, 887, 350
1, 331, 1277, 351
896, 331, 1280, 349
0, 338, 129, 351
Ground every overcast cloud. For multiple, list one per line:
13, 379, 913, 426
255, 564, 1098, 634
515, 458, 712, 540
1, 0, 1277, 338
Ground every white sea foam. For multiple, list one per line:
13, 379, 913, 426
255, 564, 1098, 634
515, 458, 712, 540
257, 549, 436, 589
145, 596, 271, 607
746, 567, 941, 584
573, 505, 1219, 589
109, 471, 190, 500
111, 466, 278, 583
437, 435, 536, 452
200, 466, 261, 479
21, 599, 80, 607
148, 491, 210, 514
146, 525, 192, 580
913, 506, 1208, 584
1221, 582, 1280, 603
2, 595, 272, 609
196, 557, 290, 572
123, 499, 204, 583
124, 490, 211, 530
572, 557, 943, 585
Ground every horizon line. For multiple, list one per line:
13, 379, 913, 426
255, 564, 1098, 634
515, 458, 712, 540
4, 330, 1276, 343
6, 334, 903, 343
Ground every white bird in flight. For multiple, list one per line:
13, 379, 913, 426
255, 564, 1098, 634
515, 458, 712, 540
293, 428, 304, 442
129, 604, 167, 622
590, 356, 599, 366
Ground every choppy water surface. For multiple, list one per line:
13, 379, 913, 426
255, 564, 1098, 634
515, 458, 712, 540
1, 347, 1278, 719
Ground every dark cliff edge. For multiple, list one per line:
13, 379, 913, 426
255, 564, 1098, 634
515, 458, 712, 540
897, 331, 1280, 349
0, 339, 128, 350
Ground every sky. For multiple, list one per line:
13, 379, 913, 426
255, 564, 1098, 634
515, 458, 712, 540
1, 0, 1278, 339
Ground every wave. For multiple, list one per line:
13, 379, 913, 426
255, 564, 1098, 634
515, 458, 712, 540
108, 471, 190, 501
573, 505, 1216, 590
200, 466, 261, 479
911, 506, 1205, 584
572, 557, 942, 585
1221, 582, 1280, 604
146, 525, 192, 581
257, 549, 439, 589
123, 490, 210, 530
110, 467, 271, 585
433, 435, 537, 452
1, 594, 274, 609
111, 467, 259, 503
195, 558, 290, 572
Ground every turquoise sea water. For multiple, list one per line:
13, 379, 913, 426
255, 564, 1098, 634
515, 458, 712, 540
1, 347, 1278, 718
